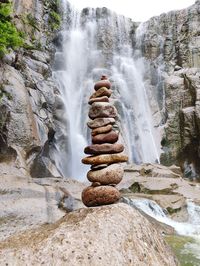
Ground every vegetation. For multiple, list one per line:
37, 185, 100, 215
26, 13, 40, 31
166, 235, 200, 266
44, 0, 61, 30
49, 10, 61, 30
0, 85, 12, 103
0, 2, 23, 57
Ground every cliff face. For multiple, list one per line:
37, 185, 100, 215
137, 0, 200, 176
1, 0, 200, 178
0, 0, 63, 178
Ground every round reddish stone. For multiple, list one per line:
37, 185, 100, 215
92, 131, 118, 144
91, 124, 112, 136
82, 186, 120, 207
84, 143, 124, 155
94, 80, 111, 91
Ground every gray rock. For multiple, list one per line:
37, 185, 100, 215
0, 203, 178, 266
0, 175, 85, 241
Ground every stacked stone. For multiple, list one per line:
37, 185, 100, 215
82, 76, 128, 207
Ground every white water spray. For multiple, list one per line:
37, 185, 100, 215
123, 197, 200, 263
53, 2, 160, 179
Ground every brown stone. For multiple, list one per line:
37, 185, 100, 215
87, 164, 124, 185
89, 102, 117, 119
88, 96, 109, 105
87, 118, 115, 129
92, 131, 118, 144
85, 143, 124, 155
91, 164, 108, 170
82, 186, 120, 207
91, 182, 101, 187
94, 80, 111, 91
90, 87, 112, 99
82, 153, 128, 165
91, 124, 112, 136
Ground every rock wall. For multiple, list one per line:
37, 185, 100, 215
137, 0, 200, 177
1, 0, 200, 178
0, 0, 64, 177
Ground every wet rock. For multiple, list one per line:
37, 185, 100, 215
90, 87, 112, 99
87, 117, 115, 129
82, 153, 128, 165
92, 130, 119, 144
89, 102, 117, 119
88, 96, 109, 105
85, 143, 124, 155
91, 124, 112, 136
87, 164, 124, 185
82, 185, 120, 206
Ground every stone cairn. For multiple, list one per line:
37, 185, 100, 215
82, 75, 128, 207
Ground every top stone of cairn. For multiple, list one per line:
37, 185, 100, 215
94, 75, 111, 91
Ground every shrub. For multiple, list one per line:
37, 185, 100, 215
0, 2, 23, 57
49, 10, 61, 30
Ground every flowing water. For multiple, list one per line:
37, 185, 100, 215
53, 1, 160, 179
123, 197, 200, 265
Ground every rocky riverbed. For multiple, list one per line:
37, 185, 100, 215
1, 163, 200, 265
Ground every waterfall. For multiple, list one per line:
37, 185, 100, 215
53, 1, 160, 179
123, 197, 200, 236
123, 197, 200, 263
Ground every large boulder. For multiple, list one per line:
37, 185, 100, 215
0, 175, 85, 241
0, 203, 178, 266
120, 164, 200, 221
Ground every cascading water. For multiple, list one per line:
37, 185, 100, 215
53, 1, 160, 179
123, 197, 200, 264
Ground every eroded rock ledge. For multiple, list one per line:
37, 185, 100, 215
0, 203, 178, 266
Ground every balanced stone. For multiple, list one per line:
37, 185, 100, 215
91, 164, 108, 170
91, 124, 112, 136
90, 87, 112, 99
87, 118, 115, 129
94, 79, 111, 91
89, 102, 117, 119
92, 131, 118, 144
82, 153, 128, 165
87, 164, 124, 185
88, 96, 109, 105
82, 186, 120, 207
84, 143, 124, 155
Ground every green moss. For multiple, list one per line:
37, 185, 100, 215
166, 206, 182, 214
49, 10, 61, 30
0, 86, 12, 103
166, 235, 200, 266
26, 13, 40, 31
0, 2, 23, 57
